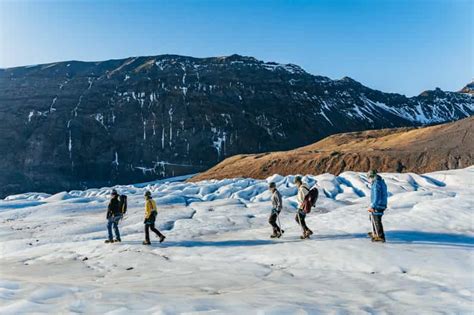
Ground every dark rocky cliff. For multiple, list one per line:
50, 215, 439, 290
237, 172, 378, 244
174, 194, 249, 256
0, 54, 472, 197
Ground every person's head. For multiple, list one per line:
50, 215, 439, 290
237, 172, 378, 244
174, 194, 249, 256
111, 189, 118, 198
144, 190, 152, 199
367, 170, 378, 183
294, 176, 302, 187
269, 182, 277, 192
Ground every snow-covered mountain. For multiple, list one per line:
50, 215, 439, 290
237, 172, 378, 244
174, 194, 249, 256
0, 167, 473, 313
0, 54, 472, 197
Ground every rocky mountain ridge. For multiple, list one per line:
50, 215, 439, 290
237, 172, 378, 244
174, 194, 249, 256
0, 54, 472, 197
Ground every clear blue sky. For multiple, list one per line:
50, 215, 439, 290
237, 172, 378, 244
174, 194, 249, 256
0, 0, 472, 96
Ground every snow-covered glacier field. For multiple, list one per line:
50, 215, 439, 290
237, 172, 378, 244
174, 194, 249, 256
0, 167, 473, 314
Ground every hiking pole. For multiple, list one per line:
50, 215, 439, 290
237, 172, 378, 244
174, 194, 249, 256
277, 211, 284, 234
370, 213, 379, 238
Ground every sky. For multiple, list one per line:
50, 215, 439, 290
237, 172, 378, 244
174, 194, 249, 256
0, 0, 472, 96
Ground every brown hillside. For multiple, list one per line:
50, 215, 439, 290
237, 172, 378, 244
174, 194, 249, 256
190, 117, 474, 181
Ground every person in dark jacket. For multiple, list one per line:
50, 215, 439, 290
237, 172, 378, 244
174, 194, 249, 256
105, 189, 122, 243
268, 182, 284, 238
143, 190, 166, 245
367, 170, 388, 242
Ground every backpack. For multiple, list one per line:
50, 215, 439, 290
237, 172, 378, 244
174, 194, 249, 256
302, 187, 319, 214
118, 195, 127, 214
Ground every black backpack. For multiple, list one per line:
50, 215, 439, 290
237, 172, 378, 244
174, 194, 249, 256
118, 195, 127, 214
302, 187, 319, 213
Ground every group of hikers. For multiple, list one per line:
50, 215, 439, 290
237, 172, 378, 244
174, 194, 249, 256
105, 190, 166, 245
105, 169, 388, 244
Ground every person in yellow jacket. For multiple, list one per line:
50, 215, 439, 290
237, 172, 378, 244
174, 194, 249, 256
143, 190, 166, 245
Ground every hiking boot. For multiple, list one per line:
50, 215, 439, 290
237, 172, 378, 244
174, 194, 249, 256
371, 236, 386, 243
159, 235, 166, 243
114, 238, 121, 243
105, 239, 114, 244
301, 229, 313, 239
270, 233, 279, 238
368, 232, 373, 237
142, 240, 151, 245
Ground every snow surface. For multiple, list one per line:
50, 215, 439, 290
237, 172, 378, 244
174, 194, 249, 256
0, 168, 473, 314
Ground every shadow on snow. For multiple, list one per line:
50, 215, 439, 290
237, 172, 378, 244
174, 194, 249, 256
119, 231, 473, 248
385, 230, 474, 248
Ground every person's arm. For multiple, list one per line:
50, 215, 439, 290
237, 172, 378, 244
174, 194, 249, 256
369, 184, 376, 211
370, 181, 382, 210
297, 187, 307, 209
113, 199, 120, 214
382, 181, 388, 207
106, 201, 112, 217
145, 200, 152, 219
276, 192, 283, 211
296, 188, 303, 207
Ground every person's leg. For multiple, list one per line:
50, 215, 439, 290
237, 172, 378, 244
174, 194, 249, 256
374, 215, 385, 239
145, 224, 151, 243
295, 213, 301, 225
269, 212, 280, 233
113, 217, 121, 240
299, 211, 309, 231
298, 210, 313, 237
150, 223, 164, 238
107, 219, 113, 241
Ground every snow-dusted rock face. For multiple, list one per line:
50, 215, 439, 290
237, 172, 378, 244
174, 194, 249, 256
0, 54, 472, 197
0, 168, 473, 313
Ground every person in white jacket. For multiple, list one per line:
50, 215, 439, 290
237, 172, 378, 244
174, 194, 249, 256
294, 176, 313, 239
268, 182, 284, 238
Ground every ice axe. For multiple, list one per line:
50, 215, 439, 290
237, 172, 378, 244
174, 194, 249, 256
277, 210, 284, 235
369, 213, 379, 239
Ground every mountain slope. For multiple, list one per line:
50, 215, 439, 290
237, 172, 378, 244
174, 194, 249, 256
190, 117, 474, 181
0, 54, 472, 197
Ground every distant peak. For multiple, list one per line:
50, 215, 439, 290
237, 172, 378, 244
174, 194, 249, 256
459, 80, 474, 94
214, 54, 258, 63
337, 76, 363, 87
418, 87, 446, 97
340, 76, 357, 83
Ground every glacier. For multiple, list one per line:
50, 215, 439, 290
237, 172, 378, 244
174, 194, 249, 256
0, 167, 473, 314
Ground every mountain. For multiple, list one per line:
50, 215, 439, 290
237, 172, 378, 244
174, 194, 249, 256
459, 81, 474, 95
190, 117, 474, 181
0, 54, 472, 197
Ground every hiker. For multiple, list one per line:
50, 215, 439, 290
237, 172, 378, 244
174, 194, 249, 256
294, 176, 313, 239
143, 190, 166, 245
367, 170, 388, 242
105, 189, 122, 243
268, 182, 284, 238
